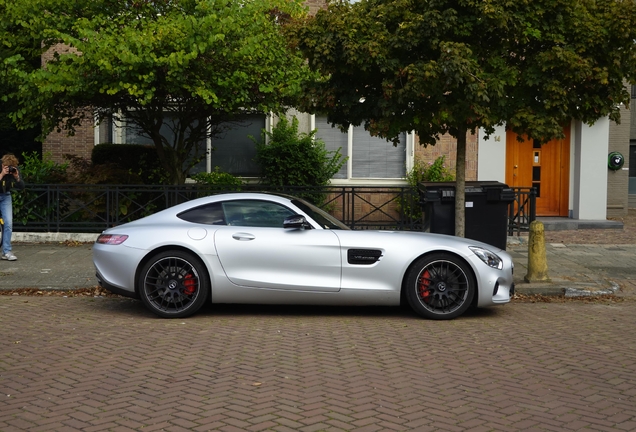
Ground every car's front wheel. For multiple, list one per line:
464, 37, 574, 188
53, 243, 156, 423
405, 253, 475, 320
138, 250, 209, 318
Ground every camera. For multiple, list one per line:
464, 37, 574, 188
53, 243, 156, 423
8, 166, 17, 174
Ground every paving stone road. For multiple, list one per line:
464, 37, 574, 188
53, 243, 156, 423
1, 210, 635, 431
1, 295, 635, 431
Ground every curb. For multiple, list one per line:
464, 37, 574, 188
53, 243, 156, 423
514, 280, 620, 297
564, 280, 621, 297
13, 232, 99, 243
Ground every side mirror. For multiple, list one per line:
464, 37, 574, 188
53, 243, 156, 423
283, 215, 311, 229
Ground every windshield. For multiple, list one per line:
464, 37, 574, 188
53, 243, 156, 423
292, 199, 350, 230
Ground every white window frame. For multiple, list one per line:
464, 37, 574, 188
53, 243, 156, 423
310, 114, 413, 186
97, 112, 413, 184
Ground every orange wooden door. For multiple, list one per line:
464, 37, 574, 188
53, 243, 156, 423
505, 128, 570, 217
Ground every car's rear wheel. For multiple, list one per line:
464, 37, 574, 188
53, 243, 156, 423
138, 250, 209, 318
405, 253, 475, 320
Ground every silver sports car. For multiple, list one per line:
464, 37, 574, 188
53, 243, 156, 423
93, 193, 514, 319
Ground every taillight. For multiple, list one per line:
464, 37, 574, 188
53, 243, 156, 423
96, 234, 129, 245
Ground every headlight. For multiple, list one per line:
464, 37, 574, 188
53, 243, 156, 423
469, 246, 503, 270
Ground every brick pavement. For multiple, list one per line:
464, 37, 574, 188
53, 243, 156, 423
1, 210, 635, 431
1, 297, 635, 431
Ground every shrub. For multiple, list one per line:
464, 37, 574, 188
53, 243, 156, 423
92, 143, 165, 184
254, 116, 346, 204
191, 168, 244, 191
18, 151, 68, 184
399, 156, 456, 223
64, 154, 144, 185
406, 155, 455, 186
12, 152, 69, 225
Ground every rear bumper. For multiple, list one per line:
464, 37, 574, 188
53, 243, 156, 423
96, 271, 139, 299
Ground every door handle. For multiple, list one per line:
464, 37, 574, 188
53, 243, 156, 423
232, 233, 255, 241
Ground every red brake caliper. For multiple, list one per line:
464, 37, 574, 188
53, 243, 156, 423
183, 274, 196, 296
419, 270, 431, 302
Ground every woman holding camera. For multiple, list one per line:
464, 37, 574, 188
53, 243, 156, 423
1, 153, 25, 261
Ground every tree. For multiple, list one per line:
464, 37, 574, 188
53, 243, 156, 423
288, 0, 636, 237
0, 0, 313, 184
0, 11, 41, 156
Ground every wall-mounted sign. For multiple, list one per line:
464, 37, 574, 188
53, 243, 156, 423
608, 152, 625, 171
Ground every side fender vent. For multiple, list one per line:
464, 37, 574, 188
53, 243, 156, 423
348, 249, 383, 265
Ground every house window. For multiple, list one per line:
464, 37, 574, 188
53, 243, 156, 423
102, 113, 408, 182
107, 113, 266, 177
314, 115, 406, 180
314, 116, 348, 179
351, 125, 406, 178
195, 114, 266, 177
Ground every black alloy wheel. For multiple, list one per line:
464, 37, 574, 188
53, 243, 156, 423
138, 250, 209, 318
405, 253, 475, 320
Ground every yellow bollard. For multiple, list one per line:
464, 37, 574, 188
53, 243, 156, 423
524, 220, 551, 283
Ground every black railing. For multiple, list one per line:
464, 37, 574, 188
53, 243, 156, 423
11, 184, 534, 234
507, 187, 537, 236
12, 184, 423, 233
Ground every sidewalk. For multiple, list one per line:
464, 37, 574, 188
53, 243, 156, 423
507, 238, 636, 298
0, 241, 96, 290
2, 231, 635, 298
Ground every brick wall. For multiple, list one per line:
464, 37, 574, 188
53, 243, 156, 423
42, 43, 95, 164
305, 0, 327, 14
413, 131, 478, 181
631, 87, 636, 140
607, 103, 630, 217
43, 120, 94, 164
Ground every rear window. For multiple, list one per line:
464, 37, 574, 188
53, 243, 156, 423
177, 203, 226, 225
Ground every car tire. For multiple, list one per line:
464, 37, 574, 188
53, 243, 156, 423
405, 253, 475, 320
138, 250, 209, 318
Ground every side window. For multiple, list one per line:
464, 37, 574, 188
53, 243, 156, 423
177, 203, 226, 225
222, 200, 296, 228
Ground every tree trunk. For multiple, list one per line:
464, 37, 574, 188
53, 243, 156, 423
454, 127, 467, 238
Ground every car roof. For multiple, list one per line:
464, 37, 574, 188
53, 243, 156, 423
163, 192, 295, 215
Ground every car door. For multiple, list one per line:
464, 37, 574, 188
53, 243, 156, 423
214, 199, 342, 292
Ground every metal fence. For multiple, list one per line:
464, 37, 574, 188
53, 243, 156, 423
507, 187, 537, 236
11, 184, 534, 234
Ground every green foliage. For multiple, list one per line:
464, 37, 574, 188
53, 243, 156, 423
63, 154, 160, 221
11, 152, 68, 225
191, 168, 244, 191
406, 156, 455, 187
18, 151, 68, 184
91, 144, 165, 184
290, 0, 636, 144
92, 144, 156, 166
399, 156, 455, 222
254, 116, 346, 204
65, 154, 144, 185
0, 8, 41, 156
1, 0, 314, 184
289, 0, 636, 235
